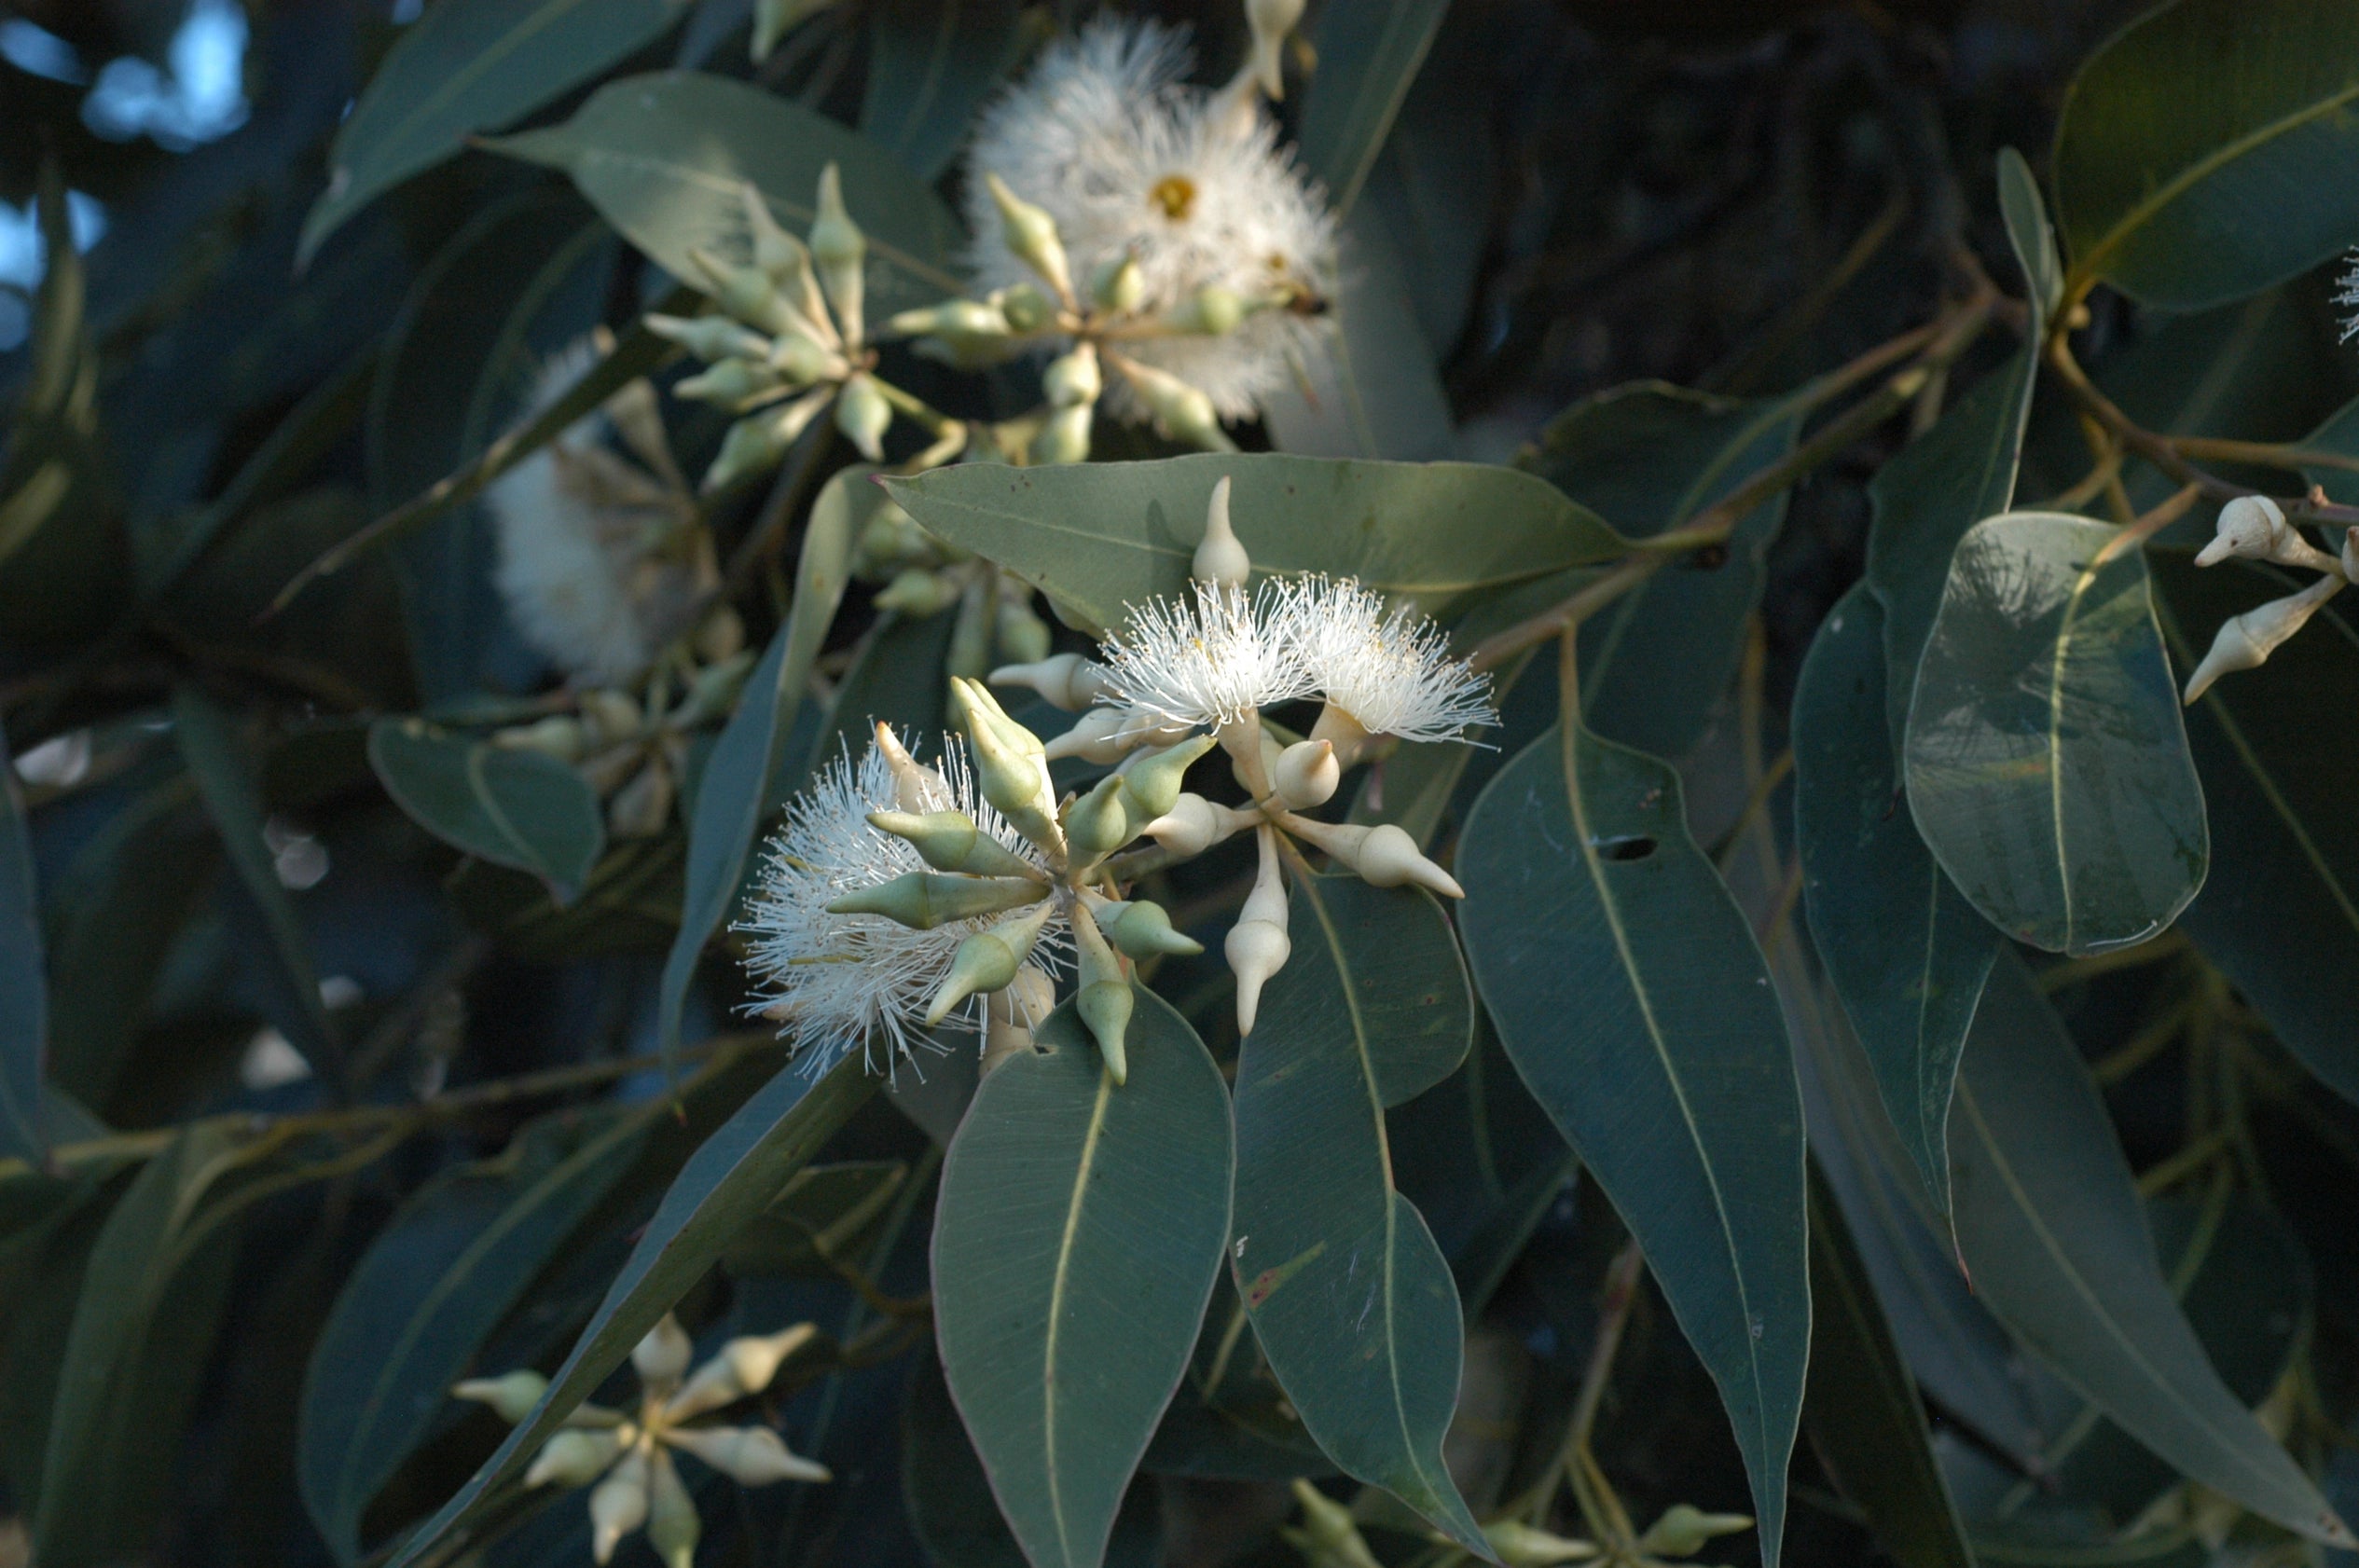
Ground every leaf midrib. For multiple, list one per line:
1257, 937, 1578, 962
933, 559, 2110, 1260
1042, 1063, 1116, 1568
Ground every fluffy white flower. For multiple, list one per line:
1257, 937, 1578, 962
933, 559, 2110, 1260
961, 19, 1336, 421
1272, 576, 1497, 743
488, 340, 710, 686
738, 736, 1055, 1074
2337, 249, 2359, 343
1098, 581, 1309, 733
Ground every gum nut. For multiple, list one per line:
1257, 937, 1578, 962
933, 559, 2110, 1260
527, 1426, 623, 1489
1226, 918, 1291, 1035
633, 1314, 695, 1387
1272, 738, 1339, 808
589, 1450, 652, 1565
1354, 823, 1465, 899
666, 1424, 833, 1486
454, 1369, 549, 1424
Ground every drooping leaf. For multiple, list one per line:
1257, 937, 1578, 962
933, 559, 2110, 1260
1903, 513, 2207, 956
884, 453, 1622, 636
367, 719, 606, 902
720, 1159, 908, 1276
1794, 586, 1993, 1214
1458, 720, 1808, 1566
859, 0, 1035, 182
1995, 145, 2064, 327
299, 0, 693, 264
489, 72, 965, 313
1519, 381, 1800, 759
1296, 0, 1452, 217
1231, 874, 1484, 1551
384, 1058, 874, 1568
1802, 1164, 1974, 1568
1262, 208, 1455, 462
2052, 0, 2359, 311
655, 463, 859, 1070
1948, 955, 2345, 1543
933, 994, 1232, 1568
0, 730, 45, 1164
297, 1108, 650, 1562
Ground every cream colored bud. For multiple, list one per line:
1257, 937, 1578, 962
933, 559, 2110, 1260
1281, 815, 1465, 898
835, 373, 891, 462
608, 760, 675, 841
989, 653, 1110, 712
579, 690, 643, 748
1272, 738, 1338, 809
2182, 573, 2345, 703
644, 312, 771, 364
926, 902, 1056, 1025
982, 968, 1049, 1076
1113, 355, 1234, 450
1193, 475, 1251, 588
740, 182, 817, 301
887, 299, 1010, 339
825, 871, 1045, 929
867, 809, 1043, 879
874, 567, 962, 616
2196, 495, 2290, 567
1042, 341, 1102, 409
1228, 826, 1291, 1035
702, 389, 833, 493
634, 1314, 695, 1391
986, 172, 1075, 305
526, 1426, 625, 1489
645, 1451, 699, 1568
1071, 902, 1134, 1085
454, 1369, 548, 1424
1100, 899, 1204, 959
1171, 284, 1246, 337
809, 164, 867, 344
677, 356, 780, 411
996, 282, 1055, 333
1142, 792, 1253, 858
1090, 252, 1145, 316
767, 329, 834, 387
1287, 1479, 1381, 1568
1043, 706, 1160, 763
687, 249, 796, 337
873, 723, 947, 813
1637, 1504, 1755, 1559
1483, 1520, 1599, 1566
589, 1448, 652, 1565
492, 715, 585, 763
1029, 403, 1094, 466
1243, 0, 1305, 99
664, 1324, 821, 1421
666, 1424, 832, 1486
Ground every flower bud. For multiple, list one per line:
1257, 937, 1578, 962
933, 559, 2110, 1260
527, 1426, 625, 1489
2182, 574, 2345, 703
808, 163, 867, 344
1070, 901, 1134, 1084
1042, 341, 1102, 409
1100, 899, 1204, 959
492, 715, 585, 763
888, 298, 1011, 339
1483, 1520, 1598, 1567
1637, 1504, 1755, 1559
454, 1369, 548, 1424
994, 593, 1054, 665
995, 282, 1055, 333
666, 1424, 832, 1486
1193, 475, 1251, 588
644, 312, 771, 364
1272, 738, 1338, 809
701, 389, 833, 493
1142, 792, 1254, 858
1286, 1479, 1381, 1568
1112, 355, 1235, 450
874, 723, 948, 812
608, 760, 675, 840
854, 499, 936, 576
767, 328, 835, 387
1119, 733, 1220, 818
1170, 284, 1245, 337
867, 809, 1043, 879
1281, 816, 1464, 898
950, 679, 1062, 851
1027, 403, 1093, 466
687, 249, 796, 337
835, 373, 891, 462
2197, 495, 2291, 568
986, 172, 1075, 305
1064, 775, 1139, 864
1044, 707, 1155, 763
645, 1451, 700, 1568
579, 690, 643, 748
1242, 0, 1305, 100
825, 871, 1045, 929
874, 567, 962, 616
665, 1323, 820, 1421
1228, 827, 1291, 1035
741, 182, 816, 294
1090, 253, 1145, 316
633, 1314, 695, 1392
676, 356, 779, 410
1307, 703, 1378, 769
926, 903, 1055, 1025
751, 0, 814, 62
589, 1449, 652, 1565
991, 653, 1111, 712
982, 967, 1050, 1076
945, 580, 991, 685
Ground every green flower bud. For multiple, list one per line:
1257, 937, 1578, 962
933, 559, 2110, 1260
986, 172, 1075, 304
1111, 353, 1234, 450
888, 299, 1010, 338
454, 1369, 549, 1424
665, 1424, 831, 1486
644, 312, 771, 364
676, 356, 779, 410
867, 809, 1044, 879
825, 871, 1046, 929
1064, 775, 1138, 864
1042, 341, 1102, 409
1028, 403, 1093, 466
589, 1449, 651, 1565
1070, 902, 1134, 1085
1090, 252, 1145, 316
925, 903, 1055, 1025
991, 653, 1109, 712
646, 1451, 700, 1568
1483, 1520, 1598, 1567
854, 498, 937, 577
1118, 733, 1219, 819
701, 389, 833, 494
526, 1426, 625, 1490
808, 163, 867, 343
1285, 1479, 1383, 1568
995, 282, 1055, 333
874, 567, 962, 616
1637, 1505, 1755, 1560
1171, 284, 1245, 336
767, 329, 834, 387
688, 248, 795, 337
995, 594, 1053, 665
1101, 899, 1205, 959
948, 680, 1061, 852
835, 372, 891, 461
673, 650, 758, 728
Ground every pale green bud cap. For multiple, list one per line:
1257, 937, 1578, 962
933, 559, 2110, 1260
951, 676, 1047, 760
1243, 0, 1304, 99
835, 373, 891, 461
986, 172, 1075, 304
1064, 774, 1138, 863
1101, 899, 1205, 958
854, 499, 936, 576
996, 282, 1055, 333
644, 312, 771, 364
1119, 733, 1219, 818
947, 573, 996, 683
1171, 284, 1246, 337
526, 1426, 625, 1490
1483, 1521, 1598, 1567
1070, 901, 1133, 1084
666, 1424, 832, 1486
1111, 356, 1234, 450
1287, 1479, 1381, 1568
1638, 1504, 1755, 1559
665, 1322, 821, 1422
1229, 826, 1291, 1035
1142, 792, 1253, 859
634, 1314, 695, 1390
645, 1451, 700, 1568
688, 248, 795, 337
809, 163, 867, 343
991, 653, 1110, 712
767, 329, 834, 387
1042, 706, 1158, 764
1029, 403, 1093, 466
825, 870, 1045, 929
454, 1369, 548, 1424
925, 903, 1055, 1025
1042, 341, 1102, 408
1272, 738, 1338, 809
1090, 252, 1145, 316
889, 299, 1010, 339
703, 388, 833, 493
589, 1449, 652, 1565
492, 715, 585, 763
867, 809, 1043, 879
1193, 475, 1251, 587
676, 356, 779, 410
995, 595, 1053, 665
950, 679, 1061, 849
874, 567, 962, 616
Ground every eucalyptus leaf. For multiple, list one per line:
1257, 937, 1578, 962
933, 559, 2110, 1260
884, 453, 1622, 636
1458, 720, 1808, 1566
367, 719, 606, 902
859, 0, 1034, 182
1948, 955, 2346, 1544
0, 730, 44, 1164
1231, 874, 1484, 1552
1296, 0, 1451, 217
1903, 513, 2207, 956
933, 993, 1230, 1568
2053, 0, 2359, 311
1261, 208, 1455, 462
300, 0, 692, 264
1995, 146, 2063, 327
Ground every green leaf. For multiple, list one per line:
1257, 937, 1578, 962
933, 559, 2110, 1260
1262, 208, 1455, 462
1947, 954, 2345, 1544
384, 1058, 874, 1568
172, 685, 345, 1086
1794, 586, 1993, 1214
1143, 1279, 1336, 1481
720, 1158, 908, 1276
1519, 381, 1800, 759
1802, 1165, 1974, 1568
299, 0, 693, 265
1458, 720, 1808, 1566
884, 453, 1622, 636
1297, 0, 1451, 217
655, 463, 859, 1070
934, 993, 1231, 1568
297, 1108, 650, 1561
1232, 873, 1483, 1548
1902, 513, 2207, 956
367, 718, 607, 902
1995, 146, 2064, 327
2148, 555, 2359, 1105
0, 730, 45, 1164
2052, 0, 2359, 311
858, 0, 1035, 182
489, 71, 965, 311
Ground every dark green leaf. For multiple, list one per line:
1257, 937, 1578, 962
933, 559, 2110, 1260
0, 731, 45, 1164
1802, 1164, 1974, 1568
655, 463, 859, 1069
490, 71, 965, 312
1233, 873, 1483, 1551
885, 453, 1622, 636
297, 1109, 649, 1561
1995, 146, 2063, 327
368, 719, 606, 902
1948, 955, 2343, 1543
859, 0, 1035, 182
722, 1158, 908, 1275
1520, 381, 1800, 759
1903, 513, 2207, 956
934, 994, 1229, 1568
2052, 0, 2359, 311
1143, 1278, 1336, 1481
1262, 208, 1455, 462
1458, 721, 1808, 1566
1296, 0, 1451, 217
385, 1058, 874, 1568
1794, 586, 1993, 1213
300, 0, 692, 264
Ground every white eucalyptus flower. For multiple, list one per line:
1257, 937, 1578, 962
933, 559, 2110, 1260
2337, 248, 2359, 343
1271, 576, 1497, 744
738, 733, 1057, 1073
961, 19, 1336, 422
1097, 580, 1310, 734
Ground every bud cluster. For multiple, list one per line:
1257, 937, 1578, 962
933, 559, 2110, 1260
495, 649, 755, 839
849, 488, 1055, 684
453, 1314, 830, 1568
2181, 494, 2353, 704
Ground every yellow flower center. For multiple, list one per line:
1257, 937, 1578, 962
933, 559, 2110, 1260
1149, 174, 1197, 221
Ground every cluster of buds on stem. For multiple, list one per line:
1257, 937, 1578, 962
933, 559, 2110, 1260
453, 1314, 829, 1568
849, 488, 1054, 684
2182, 494, 2353, 703
647, 170, 965, 491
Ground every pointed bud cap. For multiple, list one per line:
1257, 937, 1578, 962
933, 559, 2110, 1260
767, 328, 833, 387
874, 567, 962, 616
1143, 793, 1251, 859
1091, 252, 1146, 315
454, 1369, 549, 1424
665, 1322, 821, 1422
1103, 899, 1205, 958
1112, 355, 1235, 451
634, 1314, 695, 1391
1272, 738, 1339, 809
825, 871, 1045, 929
2197, 494, 2291, 567
808, 163, 867, 342
991, 653, 1110, 712
526, 1427, 625, 1490
1044, 707, 1162, 763
925, 904, 1054, 1025
676, 356, 780, 410
1193, 476, 1251, 587
835, 373, 891, 461
1070, 902, 1133, 1082
687, 248, 796, 337
1483, 1520, 1599, 1567
1042, 341, 1102, 409
997, 282, 1055, 333
1353, 822, 1464, 898
2183, 575, 2343, 703
867, 809, 1042, 878
1172, 284, 1246, 337
589, 1449, 652, 1564
993, 594, 1055, 670
645, 1451, 700, 1568
1120, 733, 1220, 818
1637, 1504, 1755, 1559
986, 172, 1075, 304
1226, 919, 1290, 1036
1029, 402, 1094, 466
644, 312, 772, 364
1064, 774, 1138, 862
667, 1424, 832, 1486
873, 723, 947, 812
